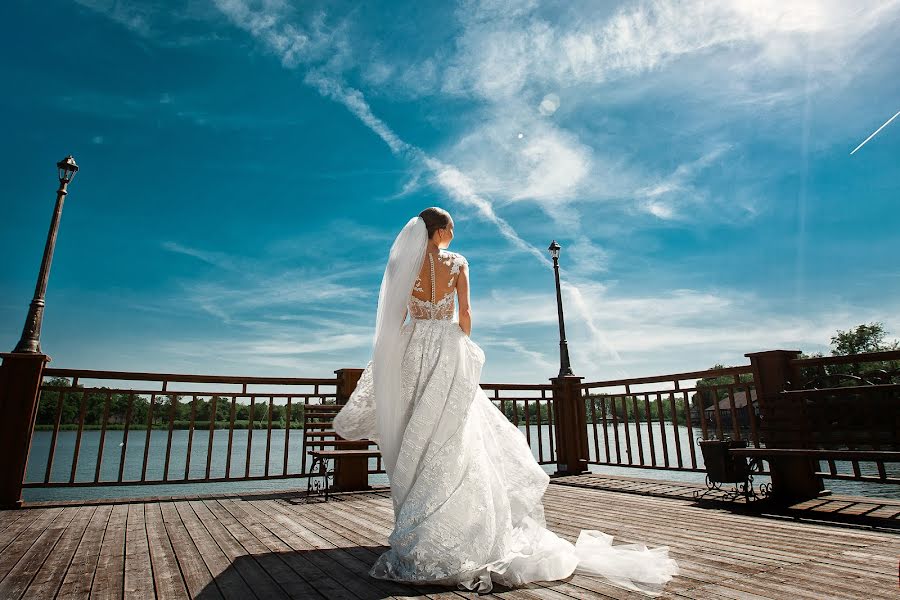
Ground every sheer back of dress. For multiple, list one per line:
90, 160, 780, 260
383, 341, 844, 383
408, 250, 467, 320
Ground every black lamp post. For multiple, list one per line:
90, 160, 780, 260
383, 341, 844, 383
548, 240, 573, 377
13, 155, 79, 354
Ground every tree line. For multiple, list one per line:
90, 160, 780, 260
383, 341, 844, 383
35, 384, 312, 431
35, 322, 897, 431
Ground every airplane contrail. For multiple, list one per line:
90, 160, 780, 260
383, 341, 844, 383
850, 110, 900, 155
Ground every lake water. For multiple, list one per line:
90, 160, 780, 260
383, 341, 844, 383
23, 424, 899, 502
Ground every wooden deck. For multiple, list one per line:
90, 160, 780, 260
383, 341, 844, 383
1, 475, 897, 599
552, 473, 900, 528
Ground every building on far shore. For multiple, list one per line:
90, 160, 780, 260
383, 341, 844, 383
691, 389, 759, 429
691, 389, 759, 427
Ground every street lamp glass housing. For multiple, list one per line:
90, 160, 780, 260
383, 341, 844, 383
57, 155, 79, 184
548, 240, 561, 260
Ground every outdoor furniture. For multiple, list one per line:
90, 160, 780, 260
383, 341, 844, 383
729, 448, 900, 504
303, 403, 380, 501
694, 438, 766, 501
728, 379, 900, 504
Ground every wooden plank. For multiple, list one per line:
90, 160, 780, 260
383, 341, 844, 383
157, 502, 221, 599
675, 582, 792, 600
552, 492, 895, 568
123, 503, 155, 599
19, 506, 95, 599
171, 501, 253, 600
143, 503, 189, 600
269, 498, 491, 600
0, 506, 82, 599
184, 500, 287, 599
55, 505, 113, 600
200, 499, 325, 599
291, 495, 553, 600
753, 562, 897, 600
543, 497, 804, 566
312, 492, 666, 600
90, 503, 128, 599
301, 492, 639, 599
559, 472, 900, 526
236, 497, 412, 600
541, 487, 895, 576
540, 485, 898, 587
214, 498, 349, 600
3, 472, 896, 600
458, 482, 884, 596
0, 507, 65, 579
336, 490, 884, 597
708, 569, 881, 600
546, 482, 893, 550
0, 510, 26, 533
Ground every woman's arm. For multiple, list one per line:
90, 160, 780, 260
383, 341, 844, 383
456, 261, 472, 336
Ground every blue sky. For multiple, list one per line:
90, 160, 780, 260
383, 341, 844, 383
1, 0, 898, 383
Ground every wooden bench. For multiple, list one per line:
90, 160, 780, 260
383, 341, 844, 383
729, 448, 900, 503
303, 404, 380, 500
725, 381, 899, 504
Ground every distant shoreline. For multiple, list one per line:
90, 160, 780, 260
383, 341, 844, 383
34, 422, 308, 431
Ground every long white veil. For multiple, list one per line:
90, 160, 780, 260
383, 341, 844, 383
372, 216, 428, 480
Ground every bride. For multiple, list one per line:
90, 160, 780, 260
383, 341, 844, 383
333, 207, 679, 595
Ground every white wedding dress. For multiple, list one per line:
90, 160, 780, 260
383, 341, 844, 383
334, 250, 679, 595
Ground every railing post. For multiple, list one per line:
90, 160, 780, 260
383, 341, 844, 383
746, 349, 823, 503
334, 368, 364, 406
0, 352, 51, 508
332, 367, 369, 492
550, 374, 589, 476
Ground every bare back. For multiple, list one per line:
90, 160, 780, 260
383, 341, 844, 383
408, 250, 469, 321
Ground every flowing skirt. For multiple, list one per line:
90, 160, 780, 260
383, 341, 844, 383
333, 318, 679, 595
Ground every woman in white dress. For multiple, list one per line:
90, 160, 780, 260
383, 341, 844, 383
333, 207, 679, 595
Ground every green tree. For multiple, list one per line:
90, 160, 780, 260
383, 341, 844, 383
830, 322, 899, 356
36, 377, 81, 425
808, 322, 900, 381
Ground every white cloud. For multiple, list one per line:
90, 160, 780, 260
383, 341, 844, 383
207, 0, 900, 384
441, 109, 597, 205
74, 0, 232, 46
634, 144, 731, 220
444, 0, 899, 100
472, 279, 900, 381
391, 0, 900, 230
304, 71, 410, 155
214, 0, 351, 69
159, 320, 375, 376
160, 238, 377, 326
161, 241, 242, 271
75, 0, 152, 36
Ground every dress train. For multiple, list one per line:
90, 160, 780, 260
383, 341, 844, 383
334, 318, 679, 595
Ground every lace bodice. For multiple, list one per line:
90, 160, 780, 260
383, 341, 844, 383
408, 250, 467, 321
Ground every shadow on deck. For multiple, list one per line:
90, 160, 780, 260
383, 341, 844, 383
0, 474, 897, 599
551, 473, 900, 530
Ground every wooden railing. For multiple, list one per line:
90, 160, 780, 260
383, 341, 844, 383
481, 383, 557, 465
778, 350, 900, 484
4, 348, 898, 507
26, 368, 342, 489
24, 369, 562, 492
580, 365, 759, 473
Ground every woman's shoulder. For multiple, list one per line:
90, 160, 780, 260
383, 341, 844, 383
440, 250, 468, 272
